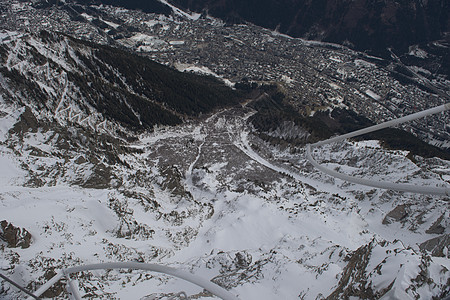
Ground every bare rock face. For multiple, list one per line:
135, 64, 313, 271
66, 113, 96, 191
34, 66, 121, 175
9, 106, 39, 139
382, 204, 409, 225
0, 220, 32, 249
169, 0, 449, 55
420, 234, 450, 258
425, 214, 446, 235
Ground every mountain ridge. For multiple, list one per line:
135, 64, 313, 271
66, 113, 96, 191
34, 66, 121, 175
0, 29, 245, 132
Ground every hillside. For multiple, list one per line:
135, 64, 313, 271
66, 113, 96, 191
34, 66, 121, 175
169, 0, 450, 56
0, 30, 244, 131
0, 2, 449, 299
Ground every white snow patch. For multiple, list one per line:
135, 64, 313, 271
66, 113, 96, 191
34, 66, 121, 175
169, 40, 185, 46
0, 107, 22, 142
175, 63, 234, 87
130, 33, 166, 45
281, 75, 295, 84
408, 45, 428, 58
408, 66, 431, 75
365, 89, 381, 100
81, 13, 94, 22
0, 152, 26, 187
101, 18, 120, 29
352, 140, 382, 149
270, 30, 293, 39
328, 82, 342, 90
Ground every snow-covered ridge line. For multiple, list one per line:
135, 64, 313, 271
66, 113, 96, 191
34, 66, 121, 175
307, 102, 450, 195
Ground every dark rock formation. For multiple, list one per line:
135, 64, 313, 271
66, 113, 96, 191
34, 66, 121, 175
0, 220, 32, 249
425, 214, 446, 235
420, 234, 450, 258
327, 241, 377, 299
382, 204, 409, 225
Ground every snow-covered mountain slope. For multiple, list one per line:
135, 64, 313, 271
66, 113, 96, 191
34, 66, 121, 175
0, 11, 449, 300
1, 71, 449, 299
1, 0, 449, 150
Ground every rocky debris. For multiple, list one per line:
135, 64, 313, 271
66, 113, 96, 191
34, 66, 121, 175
211, 256, 267, 290
108, 197, 155, 239
80, 163, 113, 189
426, 214, 446, 235
234, 252, 252, 269
41, 268, 64, 298
0, 220, 32, 249
120, 190, 159, 212
382, 204, 409, 225
420, 234, 450, 258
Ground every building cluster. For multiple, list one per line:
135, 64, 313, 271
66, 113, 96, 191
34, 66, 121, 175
1, 0, 448, 147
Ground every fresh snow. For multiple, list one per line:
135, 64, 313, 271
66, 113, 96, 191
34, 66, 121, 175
175, 63, 234, 87
1, 100, 449, 299
0, 24, 448, 300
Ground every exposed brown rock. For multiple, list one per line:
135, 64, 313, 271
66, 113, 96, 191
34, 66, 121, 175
9, 106, 38, 139
425, 214, 446, 235
327, 241, 375, 299
419, 234, 450, 258
382, 204, 409, 225
0, 220, 32, 249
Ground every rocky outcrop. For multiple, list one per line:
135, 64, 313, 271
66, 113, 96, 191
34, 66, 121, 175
328, 239, 448, 299
327, 241, 376, 299
420, 234, 450, 258
382, 204, 409, 225
0, 220, 32, 249
9, 106, 39, 139
425, 214, 446, 235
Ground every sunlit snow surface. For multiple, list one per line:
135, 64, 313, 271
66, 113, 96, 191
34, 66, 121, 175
0, 100, 449, 299
0, 27, 448, 300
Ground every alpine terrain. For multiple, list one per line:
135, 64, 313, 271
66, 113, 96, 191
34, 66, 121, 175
0, 0, 449, 299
